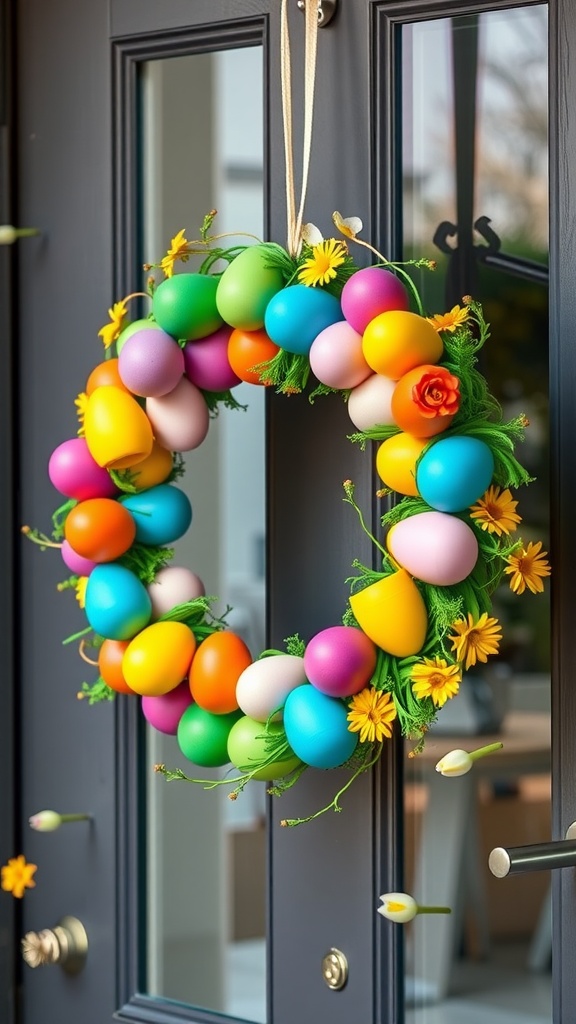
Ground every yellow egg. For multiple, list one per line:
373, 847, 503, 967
128, 442, 173, 491
349, 569, 427, 657
362, 310, 443, 380
375, 433, 428, 496
123, 621, 196, 695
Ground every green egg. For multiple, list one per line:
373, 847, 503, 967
227, 715, 301, 781
152, 273, 223, 341
216, 245, 285, 331
177, 704, 241, 767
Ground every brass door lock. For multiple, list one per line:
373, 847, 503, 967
21, 916, 88, 974
322, 947, 348, 990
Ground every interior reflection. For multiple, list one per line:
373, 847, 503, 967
402, 8, 550, 1023
140, 48, 267, 1022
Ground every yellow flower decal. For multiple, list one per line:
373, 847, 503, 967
469, 485, 522, 537
332, 211, 363, 240
98, 300, 128, 350
347, 687, 397, 743
411, 657, 461, 708
504, 541, 551, 595
74, 391, 88, 437
426, 304, 469, 333
449, 613, 502, 671
298, 239, 347, 287
160, 229, 191, 278
75, 577, 88, 609
1, 855, 37, 898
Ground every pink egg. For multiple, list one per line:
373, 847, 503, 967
118, 327, 185, 397
48, 437, 118, 501
304, 626, 377, 698
341, 267, 410, 334
347, 374, 397, 431
387, 511, 479, 586
146, 377, 209, 452
148, 566, 206, 618
309, 321, 372, 389
61, 539, 98, 576
183, 326, 241, 392
141, 680, 193, 735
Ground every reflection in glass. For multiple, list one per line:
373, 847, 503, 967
140, 48, 266, 1021
401, 8, 551, 1022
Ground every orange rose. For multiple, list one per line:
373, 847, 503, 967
391, 364, 461, 439
412, 367, 460, 418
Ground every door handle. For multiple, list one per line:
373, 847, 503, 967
489, 821, 576, 878
21, 915, 88, 974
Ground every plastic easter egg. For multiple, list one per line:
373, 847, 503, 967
85, 564, 152, 640
64, 497, 136, 562
61, 540, 97, 577
362, 311, 443, 380
304, 626, 377, 698
148, 566, 205, 618
387, 511, 479, 585
146, 376, 209, 452
84, 386, 154, 469
264, 285, 342, 356
116, 318, 162, 356
375, 433, 428, 497
152, 273, 223, 341
118, 327, 185, 397
98, 639, 133, 694
125, 442, 173, 492
391, 364, 460, 438
182, 325, 240, 392
347, 374, 396, 432
120, 484, 192, 546
416, 436, 495, 512
177, 704, 241, 767
349, 569, 427, 657
235, 654, 307, 722
141, 680, 193, 734
227, 716, 301, 781
283, 686, 358, 769
189, 631, 252, 715
309, 321, 372, 389
341, 267, 410, 334
49, 437, 118, 502
86, 358, 129, 395
227, 327, 280, 385
122, 621, 196, 696
215, 245, 285, 330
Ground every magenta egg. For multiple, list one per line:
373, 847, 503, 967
146, 377, 210, 452
48, 437, 118, 501
61, 540, 98, 576
309, 321, 372, 389
304, 625, 377, 698
118, 327, 185, 398
341, 267, 410, 334
148, 566, 206, 618
141, 680, 193, 735
183, 326, 241, 392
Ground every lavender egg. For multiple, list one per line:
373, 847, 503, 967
48, 437, 118, 501
118, 327, 185, 398
309, 321, 372, 390
347, 373, 397, 431
304, 626, 377, 698
387, 510, 479, 586
341, 267, 410, 334
61, 540, 98, 577
146, 376, 209, 452
148, 566, 206, 618
183, 326, 241, 392
141, 680, 193, 735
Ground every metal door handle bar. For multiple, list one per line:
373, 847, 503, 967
489, 821, 576, 878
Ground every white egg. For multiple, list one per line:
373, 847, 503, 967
236, 654, 308, 722
148, 566, 205, 618
347, 373, 397, 431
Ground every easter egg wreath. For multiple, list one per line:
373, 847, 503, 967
24, 211, 550, 827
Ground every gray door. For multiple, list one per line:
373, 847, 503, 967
2, 1, 574, 1023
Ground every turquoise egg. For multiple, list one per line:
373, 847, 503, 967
85, 563, 152, 640
177, 705, 242, 767
264, 284, 343, 355
283, 685, 358, 769
416, 436, 495, 512
215, 245, 285, 330
120, 484, 192, 545
152, 274, 223, 341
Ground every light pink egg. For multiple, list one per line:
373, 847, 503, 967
309, 321, 372, 389
341, 267, 410, 334
146, 377, 209, 452
48, 437, 118, 501
118, 327, 185, 398
61, 540, 98, 576
183, 326, 241, 392
347, 374, 397, 431
148, 566, 206, 618
141, 680, 193, 735
387, 511, 479, 586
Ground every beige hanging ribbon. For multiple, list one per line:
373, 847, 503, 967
280, 0, 319, 257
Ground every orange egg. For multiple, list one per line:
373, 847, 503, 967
362, 311, 443, 380
227, 328, 280, 385
375, 432, 428, 496
391, 364, 460, 438
127, 442, 174, 491
86, 359, 130, 395
189, 631, 252, 714
64, 497, 136, 561
98, 639, 133, 694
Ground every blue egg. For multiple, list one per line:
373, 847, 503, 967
85, 564, 152, 640
120, 484, 192, 546
416, 436, 494, 512
283, 685, 358, 769
264, 284, 343, 355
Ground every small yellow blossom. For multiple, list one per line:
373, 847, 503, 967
160, 228, 191, 278
75, 577, 88, 609
98, 300, 128, 349
411, 657, 461, 708
504, 541, 551, 595
1, 855, 37, 898
469, 485, 522, 537
74, 391, 88, 437
298, 238, 347, 288
426, 304, 469, 333
450, 613, 502, 670
347, 687, 397, 743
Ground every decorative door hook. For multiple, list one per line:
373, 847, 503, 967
297, 0, 338, 28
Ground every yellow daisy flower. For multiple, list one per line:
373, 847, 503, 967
332, 210, 363, 240
75, 577, 88, 610
503, 541, 551, 595
411, 657, 461, 708
1, 854, 37, 898
347, 687, 397, 743
98, 299, 128, 349
298, 238, 347, 288
160, 228, 191, 278
449, 613, 502, 671
469, 485, 522, 537
426, 304, 469, 333
74, 391, 88, 437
